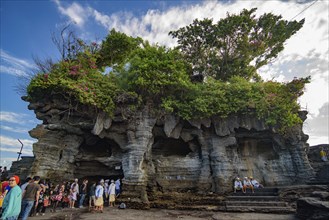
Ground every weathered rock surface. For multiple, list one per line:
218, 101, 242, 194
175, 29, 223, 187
8, 156, 35, 181
307, 144, 329, 184
279, 185, 329, 209
296, 197, 329, 220
20, 95, 316, 208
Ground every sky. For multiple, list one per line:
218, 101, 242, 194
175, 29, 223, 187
0, 0, 328, 168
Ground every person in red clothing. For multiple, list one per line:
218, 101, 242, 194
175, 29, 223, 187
1, 181, 9, 194
1, 175, 22, 220
1, 180, 10, 201
0, 180, 8, 210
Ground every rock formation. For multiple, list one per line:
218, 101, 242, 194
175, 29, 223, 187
307, 144, 329, 184
8, 156, 34, 181
22, 94, 315, 207
297, 195, 329, 220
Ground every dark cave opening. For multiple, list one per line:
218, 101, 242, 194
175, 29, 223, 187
79, 135, 121, 156
75, 134, 123, 179
152, 137, 192, 157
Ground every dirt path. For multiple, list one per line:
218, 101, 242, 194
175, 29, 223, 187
30, 207, 299, 220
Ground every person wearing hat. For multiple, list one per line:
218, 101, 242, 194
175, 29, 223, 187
249, 177, 264, 188
233, 177, 243, 193
94, 179, 104, 212
69, 178, 79, 208
108, 180, 116, 207
1, 175, 22, 220
243, 177, 254, 193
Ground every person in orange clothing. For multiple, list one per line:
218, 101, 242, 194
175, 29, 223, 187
243, 177, 254, 193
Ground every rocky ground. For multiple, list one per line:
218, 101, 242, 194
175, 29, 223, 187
29, 207, 299, 220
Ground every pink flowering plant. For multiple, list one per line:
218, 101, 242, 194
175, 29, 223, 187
27, 41, 120, 115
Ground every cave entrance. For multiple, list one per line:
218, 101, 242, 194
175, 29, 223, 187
151, 136, 201, 192
74, 134, 124, 181
152, 137, 192, 156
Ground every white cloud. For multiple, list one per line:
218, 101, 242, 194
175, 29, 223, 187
303, 102, 329, 145
93, 9, 111, 29
0, 49, 35, 77
299, 72, 329, 116
1, 49, 35, 69
88, 0, 328, 52
53, 0, 89, 27
0, 135, 34, 155
52, 0, 328, 144
0, 125, 29, 134
0, 111, 31, 124
0, 65, 27, 76
0, 157, 18, 169
304, 134, 329, 146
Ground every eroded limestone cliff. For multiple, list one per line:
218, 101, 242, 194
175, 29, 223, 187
23, 95, 315, 206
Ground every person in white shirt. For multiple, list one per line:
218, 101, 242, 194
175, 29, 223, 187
95, 180, 104, 212
234, 177, 243, 193
108, 180, 116, 207
250, 177, 264, 188
20, 177, 32, 191
69, 178, 79, 208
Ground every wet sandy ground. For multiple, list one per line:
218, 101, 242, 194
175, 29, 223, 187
29, 206, 299, 220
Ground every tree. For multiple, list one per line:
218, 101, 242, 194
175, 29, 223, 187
52, 23, 85, 61
117, 42, 191, 103
169, 8, 305, 81
96, 29, 143, 68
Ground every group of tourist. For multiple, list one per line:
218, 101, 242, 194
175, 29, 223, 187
1, 175, 46, 220
92, 178, 121, 213
0, 175, 122, 220
233, 176, 263, 193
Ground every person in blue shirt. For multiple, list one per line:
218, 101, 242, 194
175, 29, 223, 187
1, 175, 22, 220
115, 179, 121, 197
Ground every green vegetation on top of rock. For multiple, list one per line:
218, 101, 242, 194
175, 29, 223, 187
26, 8, 310, 133
169, 8, 305, 81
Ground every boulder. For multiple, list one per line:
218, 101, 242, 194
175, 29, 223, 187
297, 197, 329, 220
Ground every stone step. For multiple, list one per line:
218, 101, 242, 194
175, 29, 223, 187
170, 205, 225, 211
232, 191, 278, 196
226, 195, 281, 201
306, 180, 329, 185
253, 187, 278, 191
225, 200, 287, 207
149, 197, 225, 206
233, 187, 278, 193
225, 205, 295, 213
